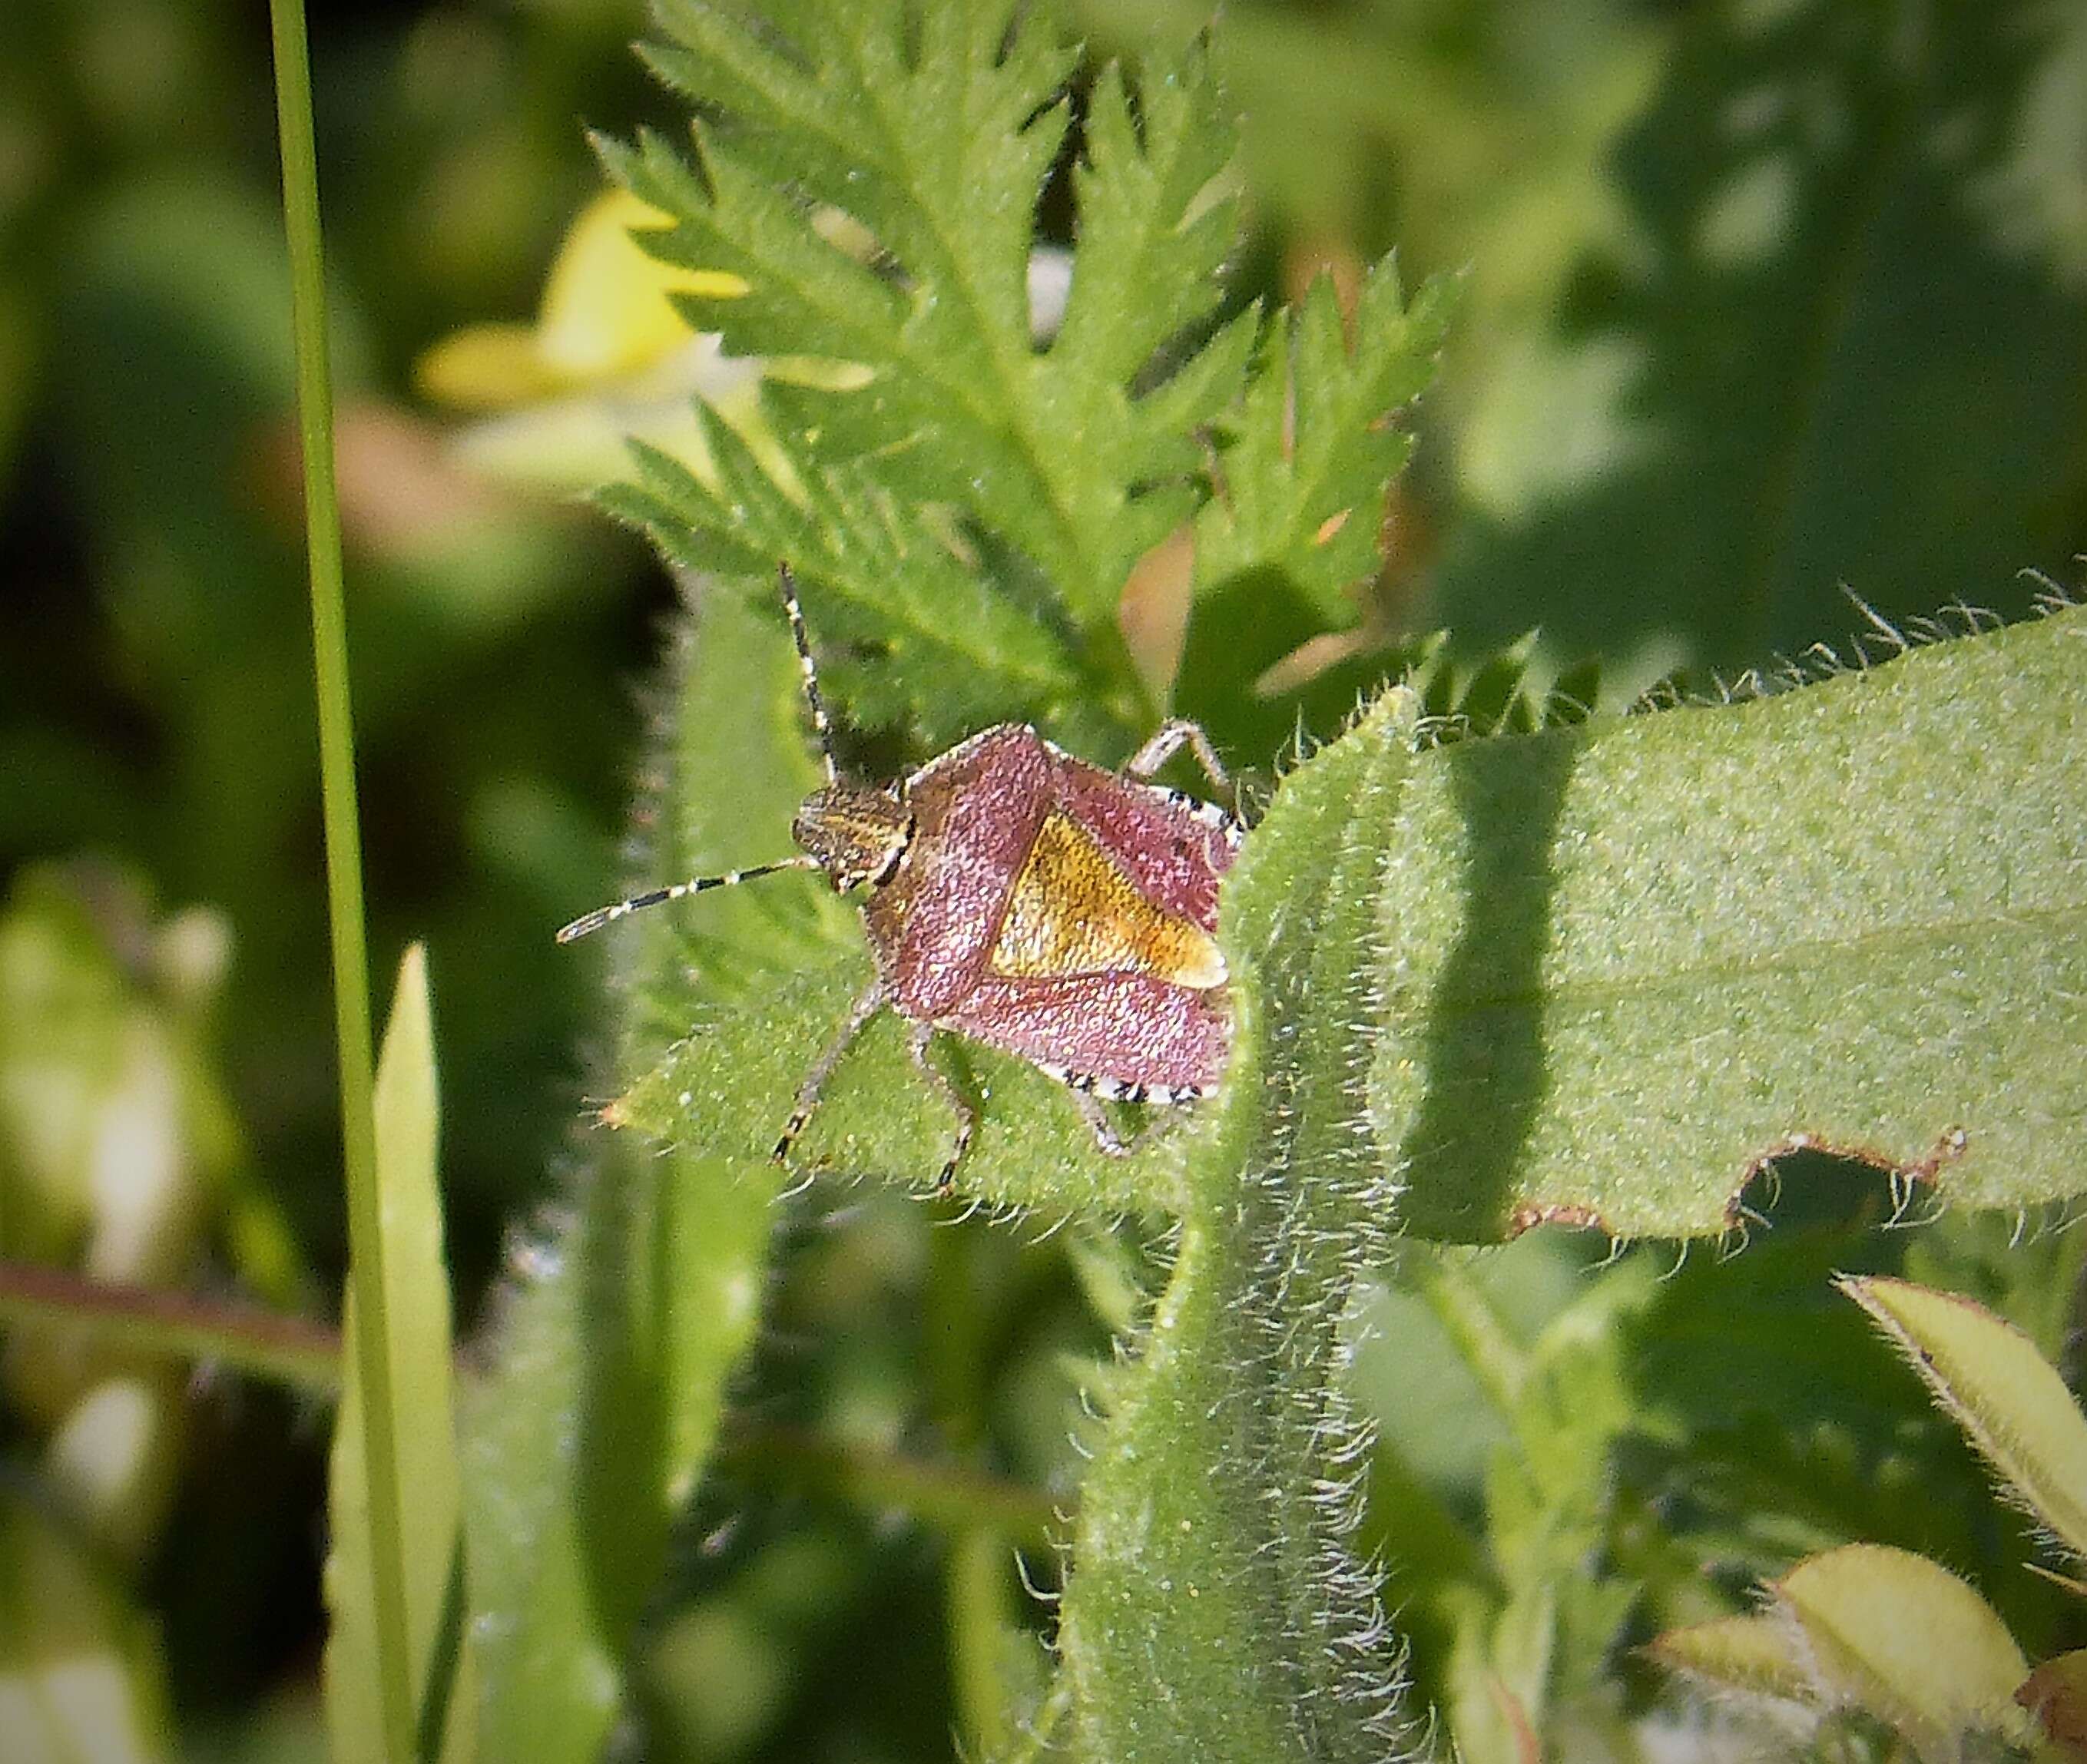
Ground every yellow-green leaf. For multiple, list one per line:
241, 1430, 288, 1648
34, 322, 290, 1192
1771, 1544, 2030, 1758
1841, 1275, 2087, 1564
1645, 1613, 1814, 1706
323, 946, 475, 1764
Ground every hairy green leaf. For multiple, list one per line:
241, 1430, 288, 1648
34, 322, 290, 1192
1058, 690, 1425, 1763
615, 958, 1190, 1220
1903, 1206, 2087, 1371
1644, 1613, 1813, 1707
1363, 605, 2087, 1242
324, 947, 474, 1764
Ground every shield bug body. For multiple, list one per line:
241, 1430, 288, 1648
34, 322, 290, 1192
558, 564, 1243, 1189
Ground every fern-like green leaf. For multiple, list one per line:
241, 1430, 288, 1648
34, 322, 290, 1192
1195, 260, 1455, 621
1174, 262, 1455, 756
628, 2, 1251, 627
603, 2, 1439, 762
599, 425, 1082, 745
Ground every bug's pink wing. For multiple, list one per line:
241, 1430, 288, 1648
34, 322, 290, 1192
872, 726, 1055, 1018
1044, 747, 1236, 930
939, 972, 1231, 1092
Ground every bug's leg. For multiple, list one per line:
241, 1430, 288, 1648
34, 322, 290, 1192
1124, 718, 1233, 805
1068, 1084, 1136, 1157
1069, 1087, 1197, 1159
906, 1024, 976, 1196
774, 982, 886, 1168
1060, 1073, 1197, 1159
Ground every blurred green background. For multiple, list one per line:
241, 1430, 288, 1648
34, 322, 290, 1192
2, 0, 2083, 1758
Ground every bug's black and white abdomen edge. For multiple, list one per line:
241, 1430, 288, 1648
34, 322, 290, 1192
1033, 1060, 1205, 1160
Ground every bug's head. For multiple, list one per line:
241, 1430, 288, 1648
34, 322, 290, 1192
792, 782, 913, 891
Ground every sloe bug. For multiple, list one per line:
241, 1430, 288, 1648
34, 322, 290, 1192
558, 564, 1243, 1189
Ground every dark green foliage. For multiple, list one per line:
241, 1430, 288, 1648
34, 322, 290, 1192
1423, 0, 2087, 677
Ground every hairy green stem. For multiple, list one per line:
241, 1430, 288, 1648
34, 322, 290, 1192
0, 1259, 342, 1396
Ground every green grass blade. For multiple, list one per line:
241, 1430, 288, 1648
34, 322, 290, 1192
266, 1, 415, 1756
324, 948, 475, 1764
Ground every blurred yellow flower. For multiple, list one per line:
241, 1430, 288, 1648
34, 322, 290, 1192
415, 187, 777, 492
415, 187, 1081, 501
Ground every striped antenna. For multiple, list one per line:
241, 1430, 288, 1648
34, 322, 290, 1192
555, 856, 820, 944
779, 561, 838, 783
